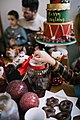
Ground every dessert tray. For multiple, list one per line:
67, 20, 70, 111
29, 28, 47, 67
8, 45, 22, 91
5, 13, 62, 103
39, 90, 80, 120
35, 33, 76, 46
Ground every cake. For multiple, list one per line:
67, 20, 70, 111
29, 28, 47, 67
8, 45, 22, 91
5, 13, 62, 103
36, 0, 75, 44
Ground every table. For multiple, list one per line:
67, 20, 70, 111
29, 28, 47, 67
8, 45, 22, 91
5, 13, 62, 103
0, 57, 79, 120
51, 81, 75, 97
0, 81, 75, 120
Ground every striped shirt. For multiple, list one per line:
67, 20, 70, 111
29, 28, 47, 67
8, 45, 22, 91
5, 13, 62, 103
52, 61, 80, 85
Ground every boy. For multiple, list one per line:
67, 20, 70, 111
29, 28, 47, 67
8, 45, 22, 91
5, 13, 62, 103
4, 10, 28, 48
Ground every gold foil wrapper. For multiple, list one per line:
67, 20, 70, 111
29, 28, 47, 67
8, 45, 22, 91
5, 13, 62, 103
44, 21, 72, 26
47, 3, 70, 10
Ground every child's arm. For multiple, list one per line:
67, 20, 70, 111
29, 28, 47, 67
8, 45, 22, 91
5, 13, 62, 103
33, 50, 80, 85
4, 28, 10, 48
4, 27, 16, 48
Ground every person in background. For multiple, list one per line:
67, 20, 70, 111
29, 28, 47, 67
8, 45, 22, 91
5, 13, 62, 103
33, 12, 80, 109
19, 0, 46, 54
19, 0, 46, 35
4, 10, 28, 48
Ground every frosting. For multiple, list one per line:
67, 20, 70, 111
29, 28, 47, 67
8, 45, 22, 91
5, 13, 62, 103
47, 3, 70, 10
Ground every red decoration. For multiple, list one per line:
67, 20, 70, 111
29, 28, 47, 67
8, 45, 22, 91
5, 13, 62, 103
6, 80, 28, 101
20, 92, 39, 111
18, 56, 32, 75
44, 22, 72, 40
50, 0, 61, 3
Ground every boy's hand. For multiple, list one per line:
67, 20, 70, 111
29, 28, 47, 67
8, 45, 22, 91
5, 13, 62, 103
9, 38, 16, 47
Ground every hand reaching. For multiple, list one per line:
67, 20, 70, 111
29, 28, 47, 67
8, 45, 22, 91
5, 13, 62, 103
33, 50, 56, 66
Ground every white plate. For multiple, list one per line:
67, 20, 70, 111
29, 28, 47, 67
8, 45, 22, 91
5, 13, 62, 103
39, 90, 80, 120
